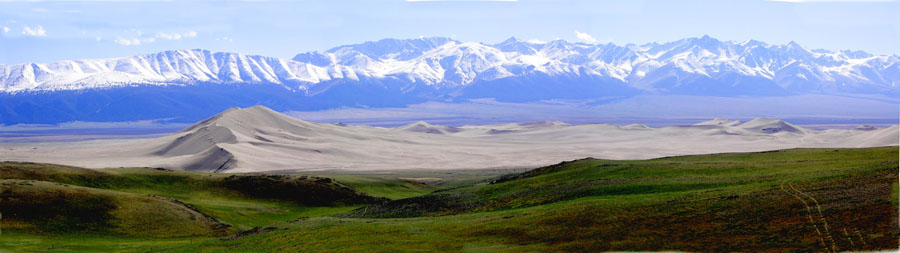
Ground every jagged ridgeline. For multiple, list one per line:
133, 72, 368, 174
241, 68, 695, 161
1, 36, 898, 124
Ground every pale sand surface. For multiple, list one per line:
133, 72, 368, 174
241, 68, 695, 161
1, 106, 896, 173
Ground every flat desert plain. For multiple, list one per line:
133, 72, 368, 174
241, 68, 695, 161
1, 106, 896, 173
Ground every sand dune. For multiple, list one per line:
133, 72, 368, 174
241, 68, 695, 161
396, 121, 463, 135
695, 118, 743, 127
0, 105, 896, 173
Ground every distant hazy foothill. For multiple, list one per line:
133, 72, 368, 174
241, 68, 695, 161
0, 105, 895, 173
0, 36, 898, 124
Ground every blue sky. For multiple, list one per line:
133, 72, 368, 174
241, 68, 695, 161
0, 0, 898, 65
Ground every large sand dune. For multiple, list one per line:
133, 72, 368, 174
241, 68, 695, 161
0, 106, 896, 172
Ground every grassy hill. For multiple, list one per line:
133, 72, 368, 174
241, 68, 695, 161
1, 179, 228, 237
0, 162, 397, 237
347, 147, 899, 219
0, 147, 897, 252
176, 147, 899, 252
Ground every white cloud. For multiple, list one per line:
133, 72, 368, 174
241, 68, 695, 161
113, 37, 154, 46
217, 36, 234, 42
156, 32, 181, 40
574, 31, 597, 43
156, 31, 198, 40
21, 25, 46, 37
2, 26, 9, 33
114, 38, 142, 46
114, 30, 196, 46
526, 39, 546, 44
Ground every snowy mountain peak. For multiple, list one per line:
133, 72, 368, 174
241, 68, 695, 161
500, 36, 521, 43
493, 37, 540, 54
325, 37, 457, 61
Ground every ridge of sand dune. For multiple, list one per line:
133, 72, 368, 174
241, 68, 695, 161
150, 124, 240, 172
397, 121, 462, 135
516, 121, 571, 128
154, 125, 238, 156
842, 125, 900, 147
0, 106, 896, 173
621, 124, 651, 130
147, 105, 347, 171
695, 118, 743, 126
736, 117, 809, 134
192, 105, 320, 137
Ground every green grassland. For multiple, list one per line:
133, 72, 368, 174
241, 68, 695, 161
0, 162, 443, 252
0, 163, 391, 232
1, 147, 897, 252
1, 179, 227, 237
286, 168, 526, 200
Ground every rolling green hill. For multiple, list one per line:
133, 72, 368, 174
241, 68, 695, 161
348, 147, 900, 219
1, 179, 228, 237
179, 147, 899, 252
0, 162, 393, 236
1, 147, 897, 252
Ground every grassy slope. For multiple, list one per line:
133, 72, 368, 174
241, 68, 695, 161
312, 175, 435, 200
0, 163, 408, 231
167, 147, 899, 252
0, 163, 438, 252
1, 179, 227, 237
289, 168, 524, 200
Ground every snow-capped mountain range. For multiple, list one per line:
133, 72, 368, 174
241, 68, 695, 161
1, 36, 899, 124
2, 35, 898, 94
